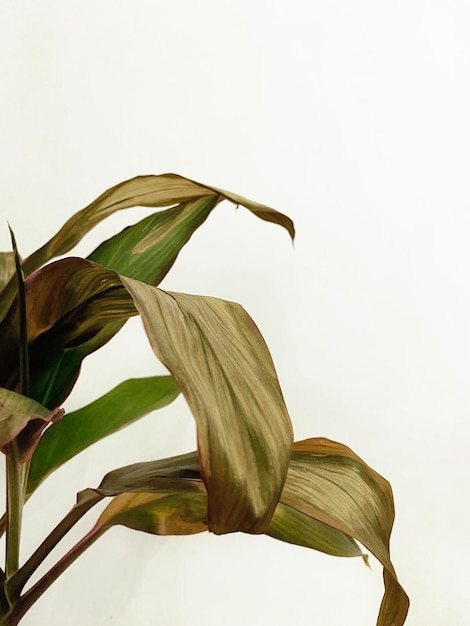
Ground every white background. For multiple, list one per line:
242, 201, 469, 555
0, 2, 469, 625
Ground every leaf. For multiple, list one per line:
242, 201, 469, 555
95, 488, 208, 536
0, 258, 137, 407
267, 502, 364, 558
120, 277, 294, 535
20, 175, 215, 278
0, 388, 64, 462
86, 453, 208, 536
209, 184, 295, 240
0, 175, 293, 324
26, 376, 180, 496
93, 450, 362, 559
22, 174, 294, 280
281, 438, 409, 626
88, 196, 218, 283
97, 451, 201, 494
0, 253, 16, 289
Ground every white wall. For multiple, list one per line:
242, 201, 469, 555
1, 2, 469, 624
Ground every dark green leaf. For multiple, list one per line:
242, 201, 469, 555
89, 196, 218, 283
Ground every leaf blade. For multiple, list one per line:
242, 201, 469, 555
0, 389, 64, 462
26, 376, 180, 496
267, 502, 364, 558
88, 195, 218, 284
120, 278, 294, 535
0, 253, 16, 290
282, 438, 409, 626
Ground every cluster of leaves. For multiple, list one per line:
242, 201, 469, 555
0, 175, 409, 625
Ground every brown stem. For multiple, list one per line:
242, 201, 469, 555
6, 491, 103, 600
3, 524, 108, 626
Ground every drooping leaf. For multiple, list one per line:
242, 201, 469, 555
26, 376, 180, 496
280, 438, 409, 626
88, 196, 218, 283
87, 453, 208, 536
98, 449, 363, 559
267, 502, 364, 558
97, 451, 201, 494
0, 174, 294, 323
120, 277, 294, 535
209, 184, 295, 240
0, 388, 64, 462
95, 488, 208, 536
20, 175, 215, 278
21, 174, 294, 280
0, 252, 16, 289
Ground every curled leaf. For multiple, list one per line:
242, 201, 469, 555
281, 438, 409, 626
120, 278, 294, 535
0, 388, 64, 462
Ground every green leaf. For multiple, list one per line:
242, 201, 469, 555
120, 277, 294, 535
0, 389, 63, 462
0, 252, 16, 289
26, 376, 180, 496
282, 438, 409, 626
0, 175, 294, 324
20, 175, 215, 278
22, 174, 294, 280
88, 195, 218, 283
267, 502, 364, 558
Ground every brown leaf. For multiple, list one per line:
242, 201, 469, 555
120, 278, 294, 535
281, 438, 409, 626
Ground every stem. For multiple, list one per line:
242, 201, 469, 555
4, 226, 29, 579
5, 449, 25, 579
6, 491, 103, 599
4, 525, 108, 626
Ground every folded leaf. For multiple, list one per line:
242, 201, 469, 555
120, 277, 294, 535
85, 454, 208, 536
95, 488, 208, 536
22, 174, 294, 280
97, 451, 201, 494
0, 388, 64, 462
209, 185, 295, 240
281, 438, 409, 626
21, 175, 214, 278
267, 502, 364, 558
26, 376, 180, 496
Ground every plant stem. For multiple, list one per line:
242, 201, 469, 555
3, 524, 108, 626
5, 449, 25, 580
6, 491, 103, 599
